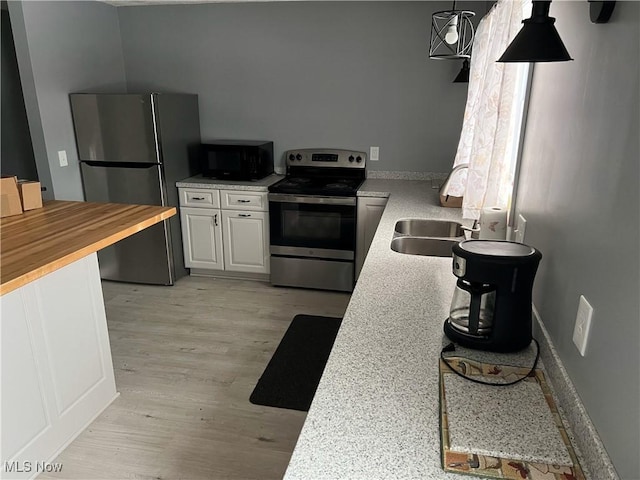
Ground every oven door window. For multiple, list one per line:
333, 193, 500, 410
270, 201, 356, 251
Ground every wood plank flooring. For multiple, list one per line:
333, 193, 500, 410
41, 276, 350, 480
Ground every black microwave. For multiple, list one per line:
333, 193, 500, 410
200, 140, 274, 181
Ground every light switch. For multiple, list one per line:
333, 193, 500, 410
572, 295, 594, 356
370, 146, 379, 161
515, 214, 527, 243
58, 150, 68, 167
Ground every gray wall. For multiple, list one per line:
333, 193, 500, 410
1, 9, 37, 181
8, 0, 127, 200
117, 1, 483, 173
515, 2, 639, 478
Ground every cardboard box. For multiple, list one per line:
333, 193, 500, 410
0, 176, 24, 218
17, 180, 43, 211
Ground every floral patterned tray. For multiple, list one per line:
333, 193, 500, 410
439, 356, 585, 480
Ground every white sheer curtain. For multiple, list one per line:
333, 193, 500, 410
445, 0, 531, 220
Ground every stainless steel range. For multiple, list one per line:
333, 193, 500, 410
268, 148, 367, 292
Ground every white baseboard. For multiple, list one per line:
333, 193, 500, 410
189, 269, 270, 283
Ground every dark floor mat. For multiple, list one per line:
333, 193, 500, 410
249, 314, 342, 412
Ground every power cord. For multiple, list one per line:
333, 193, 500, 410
440, 338, 540, 387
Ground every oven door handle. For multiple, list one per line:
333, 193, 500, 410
268, 194, 356, 206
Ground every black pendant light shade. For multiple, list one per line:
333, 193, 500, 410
498, 1, 573, 63
453, 59, 470, 83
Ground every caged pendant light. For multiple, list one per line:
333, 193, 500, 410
429, 1, 476, 60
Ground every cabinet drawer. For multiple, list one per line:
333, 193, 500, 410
179, 188, 220, 208
220, 190, 267, 211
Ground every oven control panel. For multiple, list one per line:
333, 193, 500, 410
285, 149, 367, 169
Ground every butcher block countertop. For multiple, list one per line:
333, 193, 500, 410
0, 200, 175, 296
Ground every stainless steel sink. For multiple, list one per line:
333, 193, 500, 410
394, 219, 464, 239
390, 237, 457, 257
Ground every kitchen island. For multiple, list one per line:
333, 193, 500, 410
284, 180, 611, 480
0, 201, 175, 480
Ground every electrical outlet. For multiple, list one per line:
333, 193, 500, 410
572, 295, 593, 356
515, 214, 527, 243
58, 150, 68, 167
369, 146, 379, 161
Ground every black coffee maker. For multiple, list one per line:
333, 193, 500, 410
444, 240, 542, 353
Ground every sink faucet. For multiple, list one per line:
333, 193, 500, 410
439, 164, 480, 235
439, 164, 468, 199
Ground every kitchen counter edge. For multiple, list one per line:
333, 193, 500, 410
0, 201, 175, 296
285, 179, 480, 479
176, 173, 284, 191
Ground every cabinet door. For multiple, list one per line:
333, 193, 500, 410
180, 207, 224, 270
1, 254, 117, 477
356, 197, 388, 280
221, 210, 269, 274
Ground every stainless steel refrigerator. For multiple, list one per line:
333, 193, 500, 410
70, 93, 200, 285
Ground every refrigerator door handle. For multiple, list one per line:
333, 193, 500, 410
83, 161, 159, 168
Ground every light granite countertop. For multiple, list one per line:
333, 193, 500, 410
176, 173, 283, 191
283, 179, 576, 480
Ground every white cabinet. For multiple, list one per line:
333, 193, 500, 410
180, 207, 224, 270
179, 188, 270, 276
221, 210, 269, 274
1, 253, 117, 480
356, 196, 388, 280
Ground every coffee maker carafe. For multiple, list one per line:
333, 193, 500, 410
444, 240, 542, 352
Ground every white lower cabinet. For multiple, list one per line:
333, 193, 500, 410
179, 188, 270, 276
180, 207, 224, 270
221, 210, 269, 274
1, 253, 117, 480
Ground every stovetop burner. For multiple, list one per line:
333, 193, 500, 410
269, 176, 364, 197
269, 148, 367, 197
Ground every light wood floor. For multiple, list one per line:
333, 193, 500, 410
41, 276, 350, 480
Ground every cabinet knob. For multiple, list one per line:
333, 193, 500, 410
238, 214, 251, 217
214, 214, 218, 226
192, 196, 205, 200
237, 199, 251, 203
